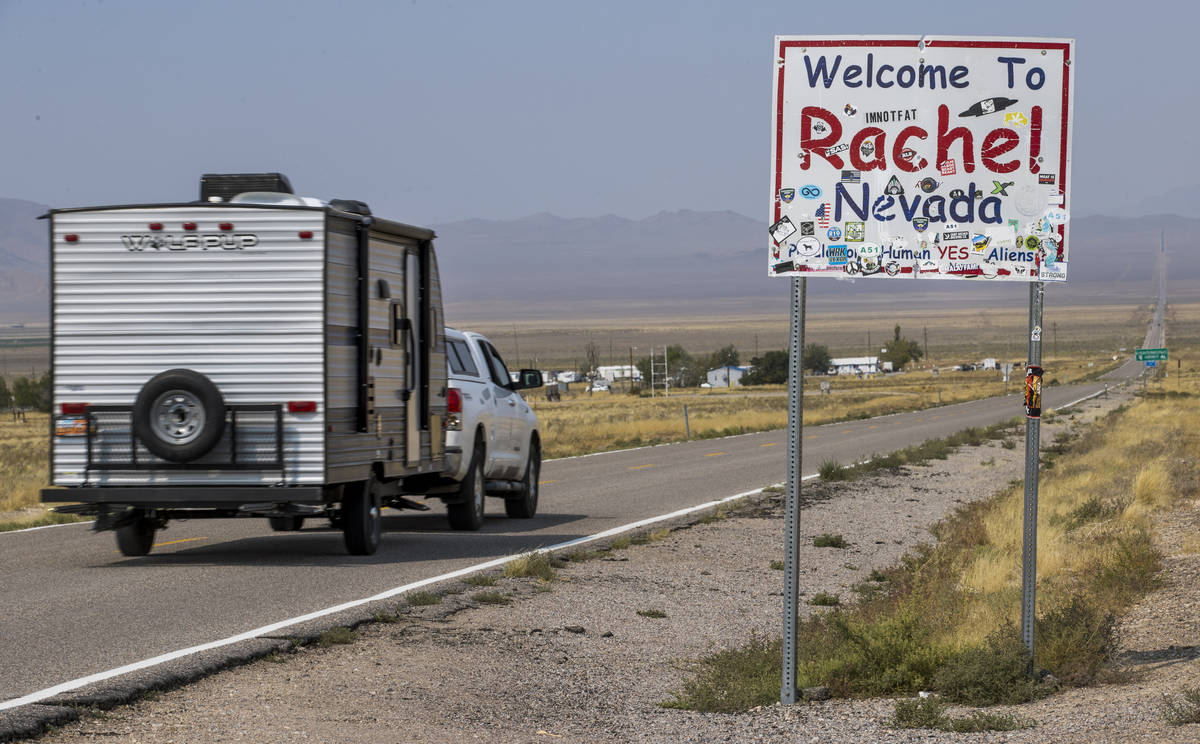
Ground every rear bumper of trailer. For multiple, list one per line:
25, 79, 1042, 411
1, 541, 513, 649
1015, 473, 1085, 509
41, 486, 325, 509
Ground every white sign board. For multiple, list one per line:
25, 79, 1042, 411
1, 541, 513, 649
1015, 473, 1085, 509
770, 36, 1074, 282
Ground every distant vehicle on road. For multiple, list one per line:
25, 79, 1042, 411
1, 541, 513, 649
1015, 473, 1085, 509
436, 328, 542, 530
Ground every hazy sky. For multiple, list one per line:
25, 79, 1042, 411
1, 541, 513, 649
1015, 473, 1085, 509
0, 0, 1193, 224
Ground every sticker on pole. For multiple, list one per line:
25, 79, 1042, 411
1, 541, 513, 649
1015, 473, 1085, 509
1024, 365, 1043, 418
770, 36, 1074, 281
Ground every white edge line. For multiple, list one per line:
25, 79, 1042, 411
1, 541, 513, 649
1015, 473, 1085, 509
5, 520, 95, 535
0, 476, 814, 713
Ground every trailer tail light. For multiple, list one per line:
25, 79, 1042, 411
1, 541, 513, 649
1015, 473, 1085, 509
183, 222, 197, 230
219, 222, 234, 231
446, 388, 462, 430
60, 402, 89, 414
149, 223, 163, 231
287, 401, 317, 413
298, 230, 313, 239
64, 234, 79, 242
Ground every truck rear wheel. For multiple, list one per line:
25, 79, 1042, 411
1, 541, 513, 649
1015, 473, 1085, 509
447, 439, 485, 531
505, 440, 540, 519
115, 512, 156, 557
342, 480, 381, 555
132, 369, 226, 463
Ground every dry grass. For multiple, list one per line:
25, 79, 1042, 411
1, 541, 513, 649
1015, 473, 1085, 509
671, 366, 1200, 710
953, 394, 1200, 650
0, 413, 53, 520
532, 360, 1114, 459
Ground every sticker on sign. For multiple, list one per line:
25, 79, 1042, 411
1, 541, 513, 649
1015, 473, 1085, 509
769, 36, 1074, 282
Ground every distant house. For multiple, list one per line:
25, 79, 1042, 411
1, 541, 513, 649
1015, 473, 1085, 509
595, 364, 643, 383
829, 356, 892, 375
706, 365, 750, 387
981, 358, 998, 370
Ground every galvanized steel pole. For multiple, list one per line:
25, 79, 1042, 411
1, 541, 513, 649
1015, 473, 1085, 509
1020, 281, 1045, 660
781, 277, 806, 704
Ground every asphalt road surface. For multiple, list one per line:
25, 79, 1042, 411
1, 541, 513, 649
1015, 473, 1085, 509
0, 264, 1167, 708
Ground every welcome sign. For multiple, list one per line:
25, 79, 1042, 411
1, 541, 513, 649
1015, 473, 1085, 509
769, 36, 1074, 282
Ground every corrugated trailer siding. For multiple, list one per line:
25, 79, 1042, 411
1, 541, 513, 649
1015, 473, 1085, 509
51, 207, 326, 486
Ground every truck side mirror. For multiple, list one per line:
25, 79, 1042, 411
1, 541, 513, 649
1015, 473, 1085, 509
512, 369, 543, 391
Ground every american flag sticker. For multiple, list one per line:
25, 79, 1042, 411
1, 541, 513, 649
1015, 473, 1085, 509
815, 202, 831, 227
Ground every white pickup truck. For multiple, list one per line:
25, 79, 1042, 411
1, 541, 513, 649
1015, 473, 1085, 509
437, 328, 543, 530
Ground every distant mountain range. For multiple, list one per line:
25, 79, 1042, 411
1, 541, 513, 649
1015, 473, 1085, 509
2, 195, 1197, 322
0, 198, 49, 318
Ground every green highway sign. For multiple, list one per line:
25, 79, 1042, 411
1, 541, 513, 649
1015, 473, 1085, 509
1135, 348, 1168, 361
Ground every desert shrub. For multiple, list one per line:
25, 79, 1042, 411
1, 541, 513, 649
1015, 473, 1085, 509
662, 634, 780, 713
813, 533, 848, 548
934, 628, 1039, 705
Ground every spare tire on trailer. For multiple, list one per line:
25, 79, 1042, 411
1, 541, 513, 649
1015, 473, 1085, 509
132, 369, 226, 463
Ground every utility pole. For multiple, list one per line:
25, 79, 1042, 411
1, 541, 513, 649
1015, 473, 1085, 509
664, 346, 670, 398
866, 330, 871, 358
923, 326, 929, 365
513, 324, 520, 368
1052, 322, 1058, 358
755, 333, 759, 360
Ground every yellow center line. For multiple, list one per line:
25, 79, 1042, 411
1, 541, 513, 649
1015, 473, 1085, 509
841, 429, 853, 434
807, 434, 820, 439
705, 452, 726, 457
153, 537, 207, 548
868, 425, 879, 429
115, 536, 207, 553
628, 464, 655, 470
760, 442, 778, 447
538, 480, 557, 486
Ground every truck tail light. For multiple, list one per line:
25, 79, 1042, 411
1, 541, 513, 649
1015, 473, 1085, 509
64, 234, 79, 243
287, 401, 317, 413
61, 402, 89, 414
219, 222, 234, 231
298, 230, 314, 239
183, 222, 197, 231
149, 223, 163, 231
446, 388, 462, 431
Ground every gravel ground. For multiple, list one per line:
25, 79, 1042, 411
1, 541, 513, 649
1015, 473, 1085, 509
23, 390, 1200, 743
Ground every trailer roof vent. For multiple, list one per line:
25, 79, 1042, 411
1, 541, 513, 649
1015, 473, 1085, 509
200, 172, 294, 202
329, 199, 372, 216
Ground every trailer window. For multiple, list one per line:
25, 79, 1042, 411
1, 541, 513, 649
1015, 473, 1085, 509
447, 339, 479, 377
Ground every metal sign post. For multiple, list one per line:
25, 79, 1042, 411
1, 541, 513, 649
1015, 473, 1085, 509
1020, 282, 1045, 658
781, 277, 806, 704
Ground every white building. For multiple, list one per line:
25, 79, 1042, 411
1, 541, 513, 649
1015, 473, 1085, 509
595, 364, 643, 383
706, 365, 750, 387
829, 356, 892, 375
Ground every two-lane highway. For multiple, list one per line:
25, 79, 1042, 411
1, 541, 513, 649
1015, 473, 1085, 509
0, 372, 1133, 708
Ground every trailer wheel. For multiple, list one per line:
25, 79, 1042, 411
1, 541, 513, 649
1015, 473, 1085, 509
505, 439, 540, 519
268, 516, 305, 532
132, 369, 226, 463
447, 437, 486, 531
115, 512, 156, 557
342, 479, 381, 555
